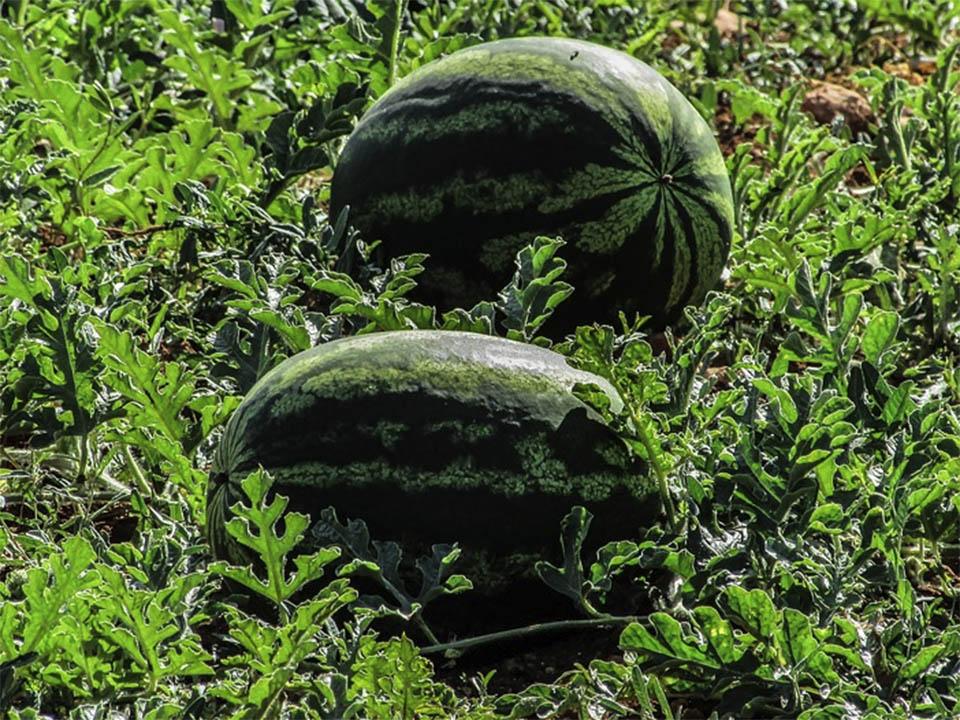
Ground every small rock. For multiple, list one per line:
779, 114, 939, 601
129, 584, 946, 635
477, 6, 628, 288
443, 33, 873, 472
714, 8, 742, 37
669, 8, 742, 36
801, 82, 874, 134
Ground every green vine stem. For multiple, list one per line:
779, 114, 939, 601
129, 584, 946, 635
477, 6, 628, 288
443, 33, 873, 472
420, 615, 642, 656
387, 0, 408, 88
606, 373, 679, 535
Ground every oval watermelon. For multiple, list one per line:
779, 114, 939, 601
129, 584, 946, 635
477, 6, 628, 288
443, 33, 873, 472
330, 37, 734, 333
206, 330, 653, 571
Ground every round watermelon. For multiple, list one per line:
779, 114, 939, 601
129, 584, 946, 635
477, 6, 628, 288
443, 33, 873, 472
330, 37, 734, 333
206, 331, 654, 573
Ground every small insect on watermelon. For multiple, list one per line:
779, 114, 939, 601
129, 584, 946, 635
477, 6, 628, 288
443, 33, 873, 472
330, 37, 734, 334
206, 331, 656, 580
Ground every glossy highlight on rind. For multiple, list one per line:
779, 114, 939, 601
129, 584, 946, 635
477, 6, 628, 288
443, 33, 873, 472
331, 37, 735, 332
206, 330, 654, 565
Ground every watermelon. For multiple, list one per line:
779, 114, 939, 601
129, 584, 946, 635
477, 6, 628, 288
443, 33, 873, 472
330, 37, 734, 333
206, 331, 654, 573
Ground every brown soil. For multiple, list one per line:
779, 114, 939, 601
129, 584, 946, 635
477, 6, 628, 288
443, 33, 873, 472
801, 81, 875, 134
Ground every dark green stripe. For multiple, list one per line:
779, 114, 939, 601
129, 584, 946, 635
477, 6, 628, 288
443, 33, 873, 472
672, 194, 727, 278
334, 79, 635, 215
669, 198, 702, 310
671, 181, 734, 251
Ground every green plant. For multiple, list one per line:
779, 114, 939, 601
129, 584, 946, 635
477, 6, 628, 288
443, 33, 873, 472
0, 0, 958, 717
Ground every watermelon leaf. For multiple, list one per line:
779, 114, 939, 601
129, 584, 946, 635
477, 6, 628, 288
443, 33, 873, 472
8, 537, 99, 659
587, 539, 642, 596
95, 565, 214, 684
497, 236, 574, 342
566, 324, 677, 530
210, 470, 342, 614
312, 253, 439, 333
415, 545, 473, 605
206, 258, 330, 390
91, 320, 195, 454
311, 507, 469, 634
260, 83, 366, 208
0, 253, 106, 447
535, 506, 599, 616
217, 587, 358, 712
311, 509, 416, 615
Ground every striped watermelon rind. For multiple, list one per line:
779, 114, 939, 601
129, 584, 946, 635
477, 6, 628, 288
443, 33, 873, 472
207, 330, 653, 566
331, 37, 734, 331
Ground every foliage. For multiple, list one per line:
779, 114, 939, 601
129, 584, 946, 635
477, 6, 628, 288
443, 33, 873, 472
0, 0, 958, 718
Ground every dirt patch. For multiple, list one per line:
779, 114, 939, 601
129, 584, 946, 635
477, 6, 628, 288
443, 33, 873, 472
801, 81, 875, 133
713, 8, 743, 38
714, 102, 762, 159
883, 59, 938, 86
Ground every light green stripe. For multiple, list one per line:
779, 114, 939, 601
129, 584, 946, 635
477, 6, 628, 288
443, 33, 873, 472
573, 188, 660, 255
259, 448, 648, 502
382, 38, 680, 147
358, 170, 549, 226
538, 161, 655, 214
651, 193, 669, 272
357, 99, 571, 146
